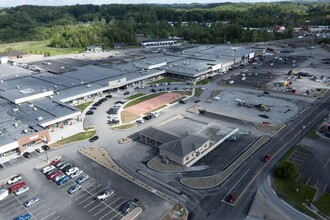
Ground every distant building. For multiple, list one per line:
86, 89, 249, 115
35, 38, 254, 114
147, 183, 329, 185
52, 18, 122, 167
113, 43, 126, 50
140, 39, 178, 47
86, 46, 102, 52
274, 26, 286, 33
0, 50, 28, 59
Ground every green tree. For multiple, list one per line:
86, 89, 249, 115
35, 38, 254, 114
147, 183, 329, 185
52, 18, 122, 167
275, 161, 299, 179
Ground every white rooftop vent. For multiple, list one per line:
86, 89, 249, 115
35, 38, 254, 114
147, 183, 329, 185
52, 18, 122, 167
16, 85, 20, 89
37, 116, 43, 121
42, 89, 47, 92
14, 123, 18, 128
54, 85, 57, 88
13, 108, 19, 112
49, 96, 53, 99
86, 84, 91, 88
56, 92, 59, 95
23, 129, 28, 133
80, 82, 84, 84
121, 69, 124, 72
29, 104, 34, 108
0, 80, 4, 83
33, 107, 37, 111
15, 75, 19, 77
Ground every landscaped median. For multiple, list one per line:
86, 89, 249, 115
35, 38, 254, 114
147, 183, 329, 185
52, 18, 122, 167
75, 101, 93, 112
50, 129, 96, 148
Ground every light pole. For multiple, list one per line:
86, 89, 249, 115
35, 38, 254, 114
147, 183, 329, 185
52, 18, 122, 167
93, 166, 99, 200
300, 125, 306, 146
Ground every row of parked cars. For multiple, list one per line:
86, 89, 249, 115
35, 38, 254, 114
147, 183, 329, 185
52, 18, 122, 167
136, 112, 160, 123
86, 95, 113, 115
41, 159, 88, 189
4, 175, 40, 210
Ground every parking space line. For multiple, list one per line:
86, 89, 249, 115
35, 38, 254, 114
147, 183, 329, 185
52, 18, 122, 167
290, 157, 305, 163
108, 197, 121, 206
93, 206, 108, 216
12, 193, 36, 220
110, 213, 121, 220
61, 184, 74, 191
52, 215, 60, 220
40, 211, 56, 220
75, 193, 91, 201
30, 203, 47, 213
305, 177, 310, 185
292, 154, 308, 160
323, 183, 328, 192
99, 210, 114, 220
324, 157, 330, 169
88, 202, 103, 212
79, 195, 94, 204
83, 200, 96, 208
314, 180, 319, 188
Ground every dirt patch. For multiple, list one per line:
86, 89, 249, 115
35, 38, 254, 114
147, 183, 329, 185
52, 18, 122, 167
126, 92, 183, 115
254, 123, 286, 132
161, 203, 188, 220
121, 111, 140, 124
186, 105, 201, 114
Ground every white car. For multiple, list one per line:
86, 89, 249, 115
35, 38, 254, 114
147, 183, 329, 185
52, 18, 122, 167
35, 148, 44, 153
97, 190, 114, 201
213, 96, 220, 101
66, 167, 79, 176
228, 80, 234, 84
136, 119, 145, 124
42, 165, 55, 174
150, 112, 160, 117
70, 169, 83, 178
54, 174, 66, 182
7, 175, 22, 185
14, 186, 29, 196
24, 197, 40, 207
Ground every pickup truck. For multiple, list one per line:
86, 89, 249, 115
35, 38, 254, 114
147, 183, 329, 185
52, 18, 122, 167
121, 199, 139, 214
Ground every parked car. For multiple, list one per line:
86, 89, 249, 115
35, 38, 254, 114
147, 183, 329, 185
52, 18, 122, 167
89, 136, 99, 142
48, 171, 62, 180
68, 184, 81, 194
262, 154, 271, 162
8, 182, 26, 193
121, 199, 139, 214
76, 175, 89, 184
7, 175, 22, 185
14, 186, 29, 196
142, 115, 152, 121
66, 167, 79, 176
226, 193, 237, 203
70, 169, 83, 178
35, 147, 44, 153
124, 91, 130, 95
41, 145, 50, 151
0, 164, 3, 170
136, 119, 145, 124
105, 95, 112, 98
58, 162, 70, 170
226, 136, 237, 142
51, 159, 61, 166
56, 175, 71, 185
97, 190, 114, 201
55, 160, 67, 168
45, 169, 58, 176
86, 111, 94, 115
179, 100, 186, 104
23, 197, 40, 207
42, 165, 55, 174
90, 107, 97, 110
195, 99, 201, 103
54, 174, 66, 182
15, 213, 31, 220
22, 152, 31, 159
151, 88, 156, 92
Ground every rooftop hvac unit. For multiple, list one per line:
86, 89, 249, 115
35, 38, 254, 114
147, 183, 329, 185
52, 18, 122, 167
49, 96, 53, 99
29, 104, 34, 108
0, 80, 4, 83
33, 107, 37, 111
13, 108, 19, 112
80, 82, 84, 84
56, 92, 59, 95
54, 85, 57, 88
16, 86, 20, 89
14, 123, 18, 127
15, 75, 19, 77
23, 129, 28, 133
37, 116, 43, 121
86, 84, 91, 88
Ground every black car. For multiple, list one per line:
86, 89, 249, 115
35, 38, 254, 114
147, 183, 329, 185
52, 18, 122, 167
100, 98, 107, 102
92, 103, 100, 107
115, 101, 125, 105
174, 87, 178, 90
42, 145, 50, 151
86, 111, 94, 115
166, 87, 170, 91
90, 107, 97, 110
151, 89, 156, 92
143, 115, 152, 120
89, 136, 99, 142
199, 109, 206, 114
194, 99, 201, 103
179, 100, 186, 104
106, 95, 112, 98
124, 91, 130, 95
23, 152, 31, 159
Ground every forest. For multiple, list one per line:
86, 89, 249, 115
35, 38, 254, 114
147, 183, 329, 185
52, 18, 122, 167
0, 2, 329, 49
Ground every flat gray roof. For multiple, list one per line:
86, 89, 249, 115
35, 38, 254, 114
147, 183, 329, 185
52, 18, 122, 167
164, 58, 212, 77
0, 63, 33, 80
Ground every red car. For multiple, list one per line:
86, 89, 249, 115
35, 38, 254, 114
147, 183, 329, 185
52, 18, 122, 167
48, 171, 62, 180
262, 154, 271, 162
226, 193, 237, 204
8, 182, 26, 193
51, 159, 61, 166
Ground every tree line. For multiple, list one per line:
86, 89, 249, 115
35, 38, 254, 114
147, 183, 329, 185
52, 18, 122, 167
0, 2, 328, 48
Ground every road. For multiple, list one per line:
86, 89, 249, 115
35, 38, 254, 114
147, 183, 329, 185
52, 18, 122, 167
190, 90, 330, 220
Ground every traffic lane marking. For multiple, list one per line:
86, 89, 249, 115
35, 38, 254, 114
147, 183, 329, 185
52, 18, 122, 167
236, 103, 329, 204
324, 157, 330, 169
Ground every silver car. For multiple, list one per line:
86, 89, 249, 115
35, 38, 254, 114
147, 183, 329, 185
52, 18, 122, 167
24, 197, 40, 207
14, 186, 29, 196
